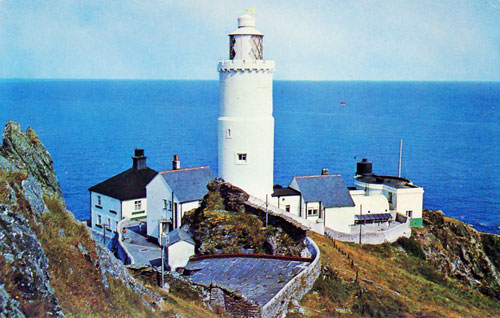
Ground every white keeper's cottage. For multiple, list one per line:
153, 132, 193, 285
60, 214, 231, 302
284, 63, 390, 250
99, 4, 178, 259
89, 149, 157, 235
146, 155, 214, 243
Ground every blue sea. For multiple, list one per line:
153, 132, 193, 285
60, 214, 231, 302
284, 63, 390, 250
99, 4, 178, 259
0, 80, 499, 234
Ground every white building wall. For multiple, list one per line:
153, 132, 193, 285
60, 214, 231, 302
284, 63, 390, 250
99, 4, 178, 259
180, 201, 200, 219
90, 191, 121, 233
394, 189, 424, 219
146, 175, 173, 239
218, 60, 275, 200
168, 241, 195, 271
324, 206, 357, 233
271, 195, 301, 217
350, 193, 390, 214
122, 198, 147, 220
146, 174, 203, 240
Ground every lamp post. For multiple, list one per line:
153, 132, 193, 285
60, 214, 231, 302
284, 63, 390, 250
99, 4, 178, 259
103, 224, 108, 245
265, 194, 269, 227
160, 232, 169, 289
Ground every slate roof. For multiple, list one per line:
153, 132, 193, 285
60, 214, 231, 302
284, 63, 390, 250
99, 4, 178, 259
185, 257, 309, 305
272, 185, 300, 197
89, 167, 158, 201
291, 174, 355, 208
160, 167, 214, 203
168, 226, 195, 246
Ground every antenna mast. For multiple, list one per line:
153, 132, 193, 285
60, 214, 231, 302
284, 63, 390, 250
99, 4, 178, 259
398, 139, 403, 178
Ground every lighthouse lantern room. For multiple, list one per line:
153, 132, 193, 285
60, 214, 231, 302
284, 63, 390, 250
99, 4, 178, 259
217, 13, 275, 200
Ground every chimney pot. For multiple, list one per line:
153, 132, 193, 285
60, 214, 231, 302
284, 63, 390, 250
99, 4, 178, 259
172, 154, 180, 170
321, 168, 329, 175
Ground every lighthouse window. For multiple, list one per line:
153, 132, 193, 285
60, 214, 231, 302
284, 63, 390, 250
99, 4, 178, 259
250, 36, 263, 60
226, 129, 232, 138
229, 36, 236, 59
237, 153, 247, 163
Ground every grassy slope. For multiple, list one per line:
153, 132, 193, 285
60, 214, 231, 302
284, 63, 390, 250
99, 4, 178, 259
2, 168, 217, 317
297, 232, 500, 318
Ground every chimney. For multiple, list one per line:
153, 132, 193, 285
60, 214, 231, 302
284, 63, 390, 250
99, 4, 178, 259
132, 148, 147, 170
321, 168, 329, 175
172, 154, 180, 170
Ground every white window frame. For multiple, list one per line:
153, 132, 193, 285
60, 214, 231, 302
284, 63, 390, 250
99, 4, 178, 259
235, 153, 248, 164
307, 208, 318, 216
134, 200, 142, 211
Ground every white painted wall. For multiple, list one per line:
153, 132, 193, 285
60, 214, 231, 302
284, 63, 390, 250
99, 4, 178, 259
350, 193, 390, 214
90, 191, 121, 233
354, 179, 424, 221
271, 195, 301, 217
218, 60, 275, 200
180, 201, 200, 218
394, 189, 424, 219
168, 241, 195, 271
324, 206, 357, 233
122, 198, 147, 220
146, 174, 173, 239
146, 174, 203, 241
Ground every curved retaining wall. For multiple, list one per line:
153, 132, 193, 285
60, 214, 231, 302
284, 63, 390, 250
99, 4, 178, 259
261, 237, 321, 318
325, 220, 411, 244
115, 218, 134, 265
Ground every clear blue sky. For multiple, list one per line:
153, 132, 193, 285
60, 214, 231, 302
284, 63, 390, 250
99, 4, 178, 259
0, 0, 498, 81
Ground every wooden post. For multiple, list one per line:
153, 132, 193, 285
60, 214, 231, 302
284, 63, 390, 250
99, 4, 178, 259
359, 204, 363, 245
265, 194, 269, 227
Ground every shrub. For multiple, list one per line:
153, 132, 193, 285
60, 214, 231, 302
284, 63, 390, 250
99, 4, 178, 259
397, 236, 426, 260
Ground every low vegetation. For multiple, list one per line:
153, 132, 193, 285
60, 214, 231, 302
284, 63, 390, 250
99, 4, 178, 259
297, 232, 500, 318
183, 186, 304, 256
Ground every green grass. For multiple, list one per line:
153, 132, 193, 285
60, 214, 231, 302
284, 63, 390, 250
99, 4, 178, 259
299, 233, 500, 318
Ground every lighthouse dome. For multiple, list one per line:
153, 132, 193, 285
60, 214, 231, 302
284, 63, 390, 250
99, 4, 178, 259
229, 13, 263, 36
238, 13, 255, 27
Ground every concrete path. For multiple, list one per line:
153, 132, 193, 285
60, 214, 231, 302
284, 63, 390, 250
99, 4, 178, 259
121, 221, 162, 267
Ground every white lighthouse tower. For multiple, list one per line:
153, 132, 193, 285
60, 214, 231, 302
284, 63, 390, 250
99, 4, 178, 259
218, 13, 275, 199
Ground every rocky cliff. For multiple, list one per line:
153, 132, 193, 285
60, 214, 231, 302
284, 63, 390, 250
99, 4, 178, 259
0, 122, 161, 317
413, 209, 500, 299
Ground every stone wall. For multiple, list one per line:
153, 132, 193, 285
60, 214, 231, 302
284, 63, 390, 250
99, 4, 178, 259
261, 237, 321, 318
325, 220, 411, 244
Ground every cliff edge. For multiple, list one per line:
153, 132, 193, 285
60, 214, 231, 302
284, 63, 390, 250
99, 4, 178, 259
0, 122, 161, 317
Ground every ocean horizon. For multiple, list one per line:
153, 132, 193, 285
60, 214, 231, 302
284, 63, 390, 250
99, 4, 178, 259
1, 79, 498, 234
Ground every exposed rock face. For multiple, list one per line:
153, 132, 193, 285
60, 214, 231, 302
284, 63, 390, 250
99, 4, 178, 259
414, 209, 500, 299
1, 121, 61, 197
0, 122, 160, 317
184, 178, 305, 256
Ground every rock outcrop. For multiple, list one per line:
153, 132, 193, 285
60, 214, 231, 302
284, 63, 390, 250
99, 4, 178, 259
0, 122, 160, 317
413, 209, 500, 299
1, 121, 61, 197
183, 178, 306, 256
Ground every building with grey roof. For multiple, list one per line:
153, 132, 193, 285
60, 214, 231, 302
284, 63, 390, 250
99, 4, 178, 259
146, 155, 214, 242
